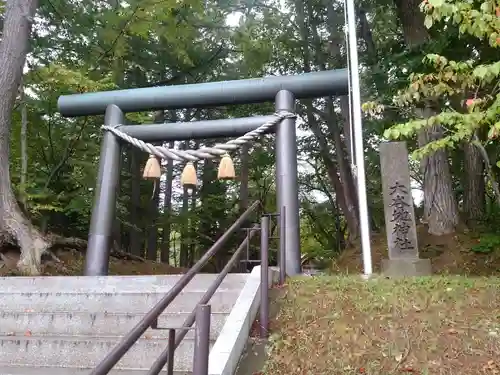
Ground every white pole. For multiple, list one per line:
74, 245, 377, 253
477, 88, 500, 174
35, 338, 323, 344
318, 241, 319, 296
345, 0, 373, 276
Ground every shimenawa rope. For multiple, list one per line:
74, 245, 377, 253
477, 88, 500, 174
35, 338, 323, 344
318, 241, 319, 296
101, 111, 297, 186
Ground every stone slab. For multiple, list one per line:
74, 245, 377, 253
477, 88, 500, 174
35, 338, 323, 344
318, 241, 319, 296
0, 365, 190, 375
379, 141, 419, 259
0, 310, 228, 339
0, 334, 212, 371
0, 274, 248, 293
0, 289, 241, 314
381, 258, 432, 277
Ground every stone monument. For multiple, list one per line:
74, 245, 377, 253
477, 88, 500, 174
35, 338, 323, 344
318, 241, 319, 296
379, 141, 431, 277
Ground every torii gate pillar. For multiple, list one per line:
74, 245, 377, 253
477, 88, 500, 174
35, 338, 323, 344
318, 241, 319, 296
275, 90, 301, 275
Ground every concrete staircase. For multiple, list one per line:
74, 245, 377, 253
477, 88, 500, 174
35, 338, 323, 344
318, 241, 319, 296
0, 274, 250, 374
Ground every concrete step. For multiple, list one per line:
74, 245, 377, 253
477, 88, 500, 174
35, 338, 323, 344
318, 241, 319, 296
0, 335, 212, 372
0, 365, 190, 374
0, 274, 248, 293
0, 273, 252, 374
0, 289, 241, 314
0, 310, 227, 339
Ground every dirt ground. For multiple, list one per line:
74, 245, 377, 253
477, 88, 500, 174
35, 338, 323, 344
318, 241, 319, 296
0, 248, 187, 276
263, 276, 500, 375
234, 287, 286, 375
2, 224, 498, 277
333, 225, 500, 276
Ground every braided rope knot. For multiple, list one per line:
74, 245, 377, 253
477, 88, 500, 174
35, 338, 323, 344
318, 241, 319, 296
101, 111, 296, 162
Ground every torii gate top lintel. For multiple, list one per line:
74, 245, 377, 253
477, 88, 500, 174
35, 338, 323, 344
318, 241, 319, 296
57, 68, 348, 117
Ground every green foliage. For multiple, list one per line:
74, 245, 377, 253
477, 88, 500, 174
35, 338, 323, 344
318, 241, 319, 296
423, 0, 500, 43
380, 0, 499, 161
13, 0, 500, 270
12, 0, 391, 264
470, 234, 500, 254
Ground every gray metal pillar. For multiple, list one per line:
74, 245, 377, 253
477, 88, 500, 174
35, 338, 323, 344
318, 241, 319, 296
260, 216, 269, 338
275, 90, 301, 275
85, 104, 123, 276
193, 304, 211, 375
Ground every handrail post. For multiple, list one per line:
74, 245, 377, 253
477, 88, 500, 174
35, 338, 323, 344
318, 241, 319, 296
167, 329, 175, 375
192, 304, 211, 375
279, 205, 286, 285
260, 216, 270, 338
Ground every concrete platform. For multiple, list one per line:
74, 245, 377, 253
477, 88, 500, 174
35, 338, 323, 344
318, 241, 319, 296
381, 258, 432, 277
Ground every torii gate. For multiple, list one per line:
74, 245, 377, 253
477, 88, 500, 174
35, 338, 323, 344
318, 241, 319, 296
57, 70, 344, 275
56, 0, 372, 278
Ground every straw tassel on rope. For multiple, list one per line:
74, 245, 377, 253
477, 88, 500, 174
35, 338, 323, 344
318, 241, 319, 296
181, 162, 197, 187
143, 155, 162, 179
102, 111, 296, 187
217, 153, 235, 180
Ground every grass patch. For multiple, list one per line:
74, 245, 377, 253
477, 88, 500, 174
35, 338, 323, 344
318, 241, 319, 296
264, 276, 500, 375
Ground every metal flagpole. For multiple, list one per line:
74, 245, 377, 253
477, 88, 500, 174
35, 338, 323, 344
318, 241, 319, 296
345, 0, 373, 276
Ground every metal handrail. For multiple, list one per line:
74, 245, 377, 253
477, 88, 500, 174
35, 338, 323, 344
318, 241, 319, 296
91, 201, 261, 375
147, 225, 260, 374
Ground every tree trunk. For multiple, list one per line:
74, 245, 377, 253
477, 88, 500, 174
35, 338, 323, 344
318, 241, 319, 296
180, 187, 190, 267
121, 152, 131, 250
146, 111, 164, 261
418, 117, 460, 235
189, 141, 199, 267
463, 140, 485, 223
394, 0, 459, 235
179, 139, 191, 268
322, 2, 359, 210
393, 0, 430, 49
325, 99, 359, 218
307, 114, 360, 241
129, 148, 144, 256
471, 135, 500, 207
159, 108, 176, 263
339, 96, 354, 166
296, 0, 360, 239
199, 154, 216, 246
160, 139, 174, 263
357, 8, 377, 58
239, 144, 250, 212
19, 79, 28, 208
0, 0, 49, 275
146, 177, 160, 261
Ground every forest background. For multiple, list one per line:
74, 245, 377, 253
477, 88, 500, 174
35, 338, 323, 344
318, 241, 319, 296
0, 0, 498, 275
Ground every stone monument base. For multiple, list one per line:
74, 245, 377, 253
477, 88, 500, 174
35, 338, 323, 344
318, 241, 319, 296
382, 258, 432, 277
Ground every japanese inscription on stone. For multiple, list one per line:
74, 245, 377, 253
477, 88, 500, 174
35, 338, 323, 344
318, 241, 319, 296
380, 142, 419, 259
389, 181, 414, 252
